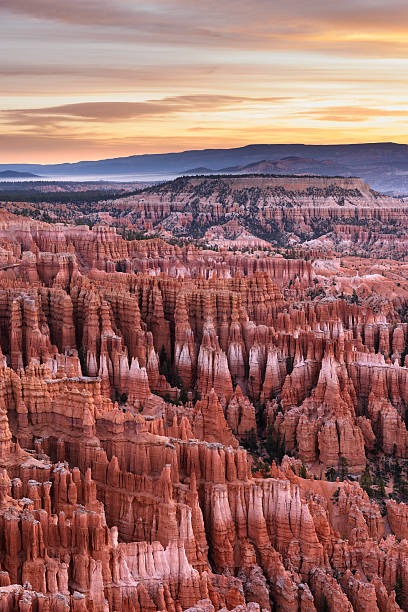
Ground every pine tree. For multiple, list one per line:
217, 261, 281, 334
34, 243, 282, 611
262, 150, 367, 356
321, 595, 330, 612
360, 468, 372, 493
394, 573, 403, 607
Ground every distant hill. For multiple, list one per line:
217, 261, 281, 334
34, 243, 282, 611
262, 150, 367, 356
227, 156, 351, 175
181, 166, 214, 174
0, 170, 40, 179
184, 156, 351, 177
1, 142, 408, 193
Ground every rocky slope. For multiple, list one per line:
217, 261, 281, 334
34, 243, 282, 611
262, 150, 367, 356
0, 199, 407, 609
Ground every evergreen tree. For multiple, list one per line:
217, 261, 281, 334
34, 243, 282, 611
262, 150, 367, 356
321, 595, 330, 612
244, 428, 258, 453
360, 468, 372, 493
340, 456, 349, 481
179, 388, 188, 404
78, 347, 87, 376
394, 573, 403, 607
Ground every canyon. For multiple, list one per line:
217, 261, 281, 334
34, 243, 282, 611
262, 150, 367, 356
0, 174, 408, 610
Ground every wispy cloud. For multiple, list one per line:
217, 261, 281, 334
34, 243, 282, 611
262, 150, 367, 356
0, 95, 290, 130
1, 0, 408, 55
297, 105, 408, 122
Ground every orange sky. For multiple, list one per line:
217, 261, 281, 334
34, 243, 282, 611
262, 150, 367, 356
1, 0, 408, 163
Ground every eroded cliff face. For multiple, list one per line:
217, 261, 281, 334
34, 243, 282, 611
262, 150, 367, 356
0, 197, 408, 611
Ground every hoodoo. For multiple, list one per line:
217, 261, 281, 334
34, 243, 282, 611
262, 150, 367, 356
0, 173, 407, 610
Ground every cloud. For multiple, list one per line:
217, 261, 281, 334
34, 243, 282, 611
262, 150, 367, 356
0, 95, 290, 129
2, 0, 407, 31
297, 106, 408, 122
0, 0, 408, 48
2, 0, 408, 56
0, 0, 142, 28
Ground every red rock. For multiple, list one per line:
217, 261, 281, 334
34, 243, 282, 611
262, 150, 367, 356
0, 201, 408, 611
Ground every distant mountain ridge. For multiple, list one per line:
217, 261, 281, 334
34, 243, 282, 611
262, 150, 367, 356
183, 156, 352, 176
1, 142, 408, 193
0, 170, 40, 178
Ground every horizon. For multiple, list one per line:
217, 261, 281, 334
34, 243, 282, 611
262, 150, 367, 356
0, 140, 406, 168
1, 0, 408, 163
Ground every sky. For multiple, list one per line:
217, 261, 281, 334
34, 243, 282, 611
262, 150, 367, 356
1, 0, 408, 163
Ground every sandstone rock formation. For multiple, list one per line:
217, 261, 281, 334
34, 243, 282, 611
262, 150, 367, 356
0, 174, 407, 610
